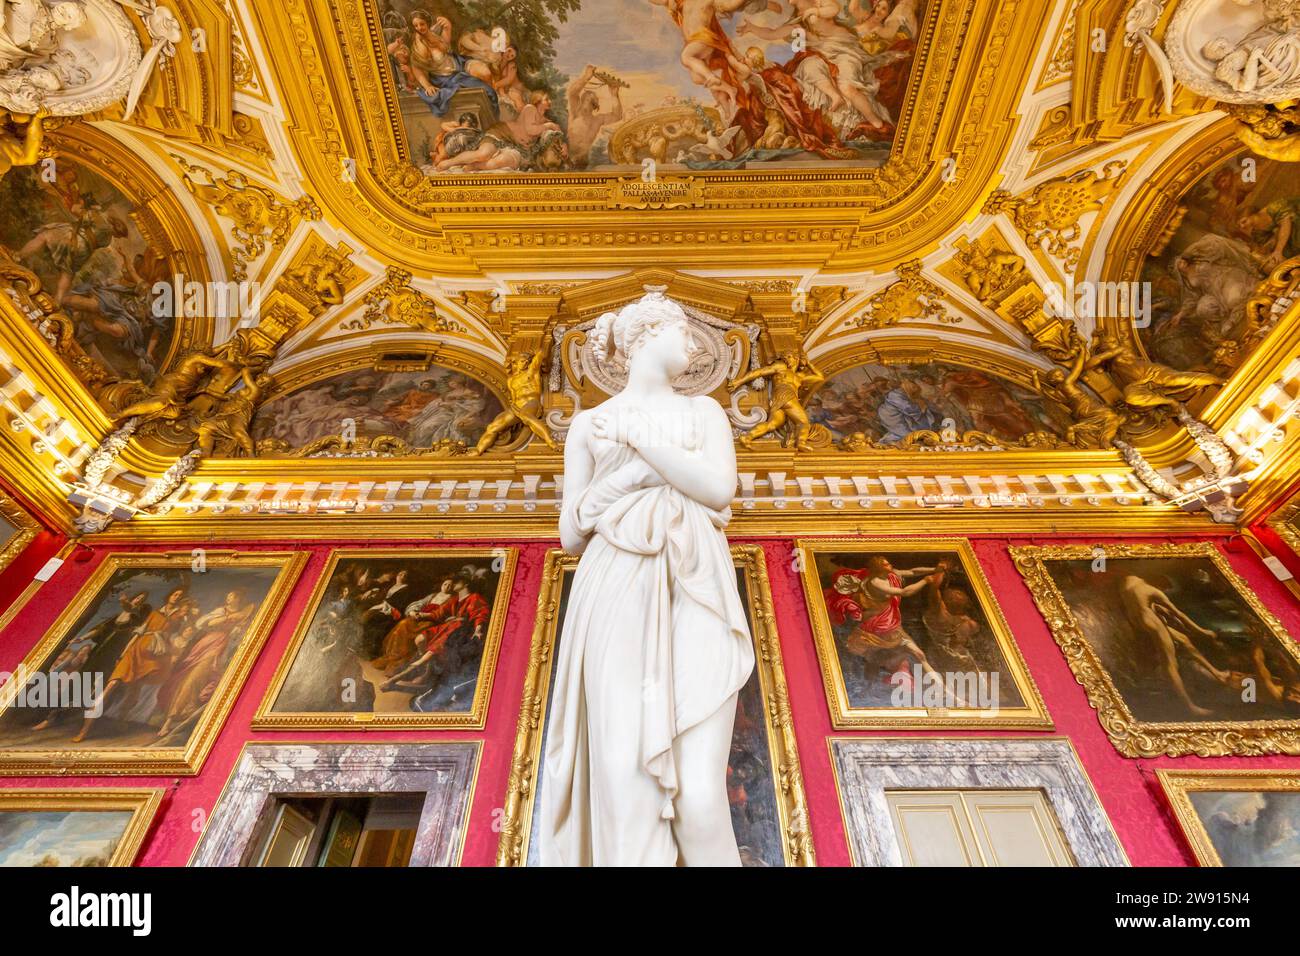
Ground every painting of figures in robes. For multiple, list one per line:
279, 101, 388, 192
0, 158, 174, 384
1140, 155, 1300, 375
1159, 771, 1300, 867
497, 547, 813, 867
797, 539, 1049, 729
811, 361, 1073, 448
0, 790, 162, 867
0, 554, 304, 775
1013, 543, 1300, 757
257, 549, 516, 728
375, 0, 927, 174
250, 367, 504, 455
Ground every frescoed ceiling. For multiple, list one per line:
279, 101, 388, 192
0, 0, 1298, 539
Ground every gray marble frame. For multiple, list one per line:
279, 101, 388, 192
830, 737, 1128, 867
190, 742, 480, 867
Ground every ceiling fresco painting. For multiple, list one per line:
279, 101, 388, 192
378, 0, 925, 174
1141, 153, 1300, 374
814, 361, 1074, 449
251, 366, 505, 455
0, 159, 173, 385
0, 0, 1295, 540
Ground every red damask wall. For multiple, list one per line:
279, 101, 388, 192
2, 522, 1299, 866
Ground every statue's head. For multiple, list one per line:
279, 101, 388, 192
591, 289, 695, 379
51, 3, 86, 30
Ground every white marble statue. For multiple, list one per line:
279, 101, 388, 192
0, 0, 85, 71
0, 0, 178, 118
539, 289, 754, 867
1203, 5, 1300, 93
1165, 0, 1300, 103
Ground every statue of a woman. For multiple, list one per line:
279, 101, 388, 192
539, 290, 754, 866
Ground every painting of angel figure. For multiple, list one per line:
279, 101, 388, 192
250, 367, 504, 453
811, 361, 1072, 447
798, 539, 1048, 728
502, 549, 811, 866
0, 158, 173, 384
1141, 155, 1300, 374
0, 554, 303, 775
1013, 544, 1300, 757
376, 0, 927, 174
258, 549, 516, 728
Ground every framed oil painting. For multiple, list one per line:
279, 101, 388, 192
1267, 489, 1300, 560
497, 546, 813, 867
374, 0, 929, 175
797, 538, 1050, 729
255, 548, 517, 729
0, 490, 39, 577
1011, 543, 1300, 757
1159, 770, 1300, 867
0, 789, 163, 867
0, 552, 307, 775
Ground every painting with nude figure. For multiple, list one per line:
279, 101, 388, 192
1014, 543, 1300, 757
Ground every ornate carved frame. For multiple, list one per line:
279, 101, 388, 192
1011, 541, 1300, 757
248, 0, 1047, 272
253, 546, 518, 729
1157, 768, 1300, 867
0, 787, 164, 866
0, 551, 308, 775
0, 490, 40, 577
796, 537, 1052, 729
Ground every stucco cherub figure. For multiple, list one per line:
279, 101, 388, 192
729, 346, 826, 452
469, 350, 558, 456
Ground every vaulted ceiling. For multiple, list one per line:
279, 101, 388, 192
0, 0, 1297, 538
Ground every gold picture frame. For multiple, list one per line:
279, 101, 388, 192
0, 788, 164, 866
1011, 542, 1300, 757
1267, 491, 1300, 558
496, 545, 814, 867
796, 538, 1051, 730
253, 547, 517, 730
0, 551, 307, 775
0, 489, 39, 577
1158, 769, 1300, 867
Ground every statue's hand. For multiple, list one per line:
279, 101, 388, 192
592, 408, 646, 448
